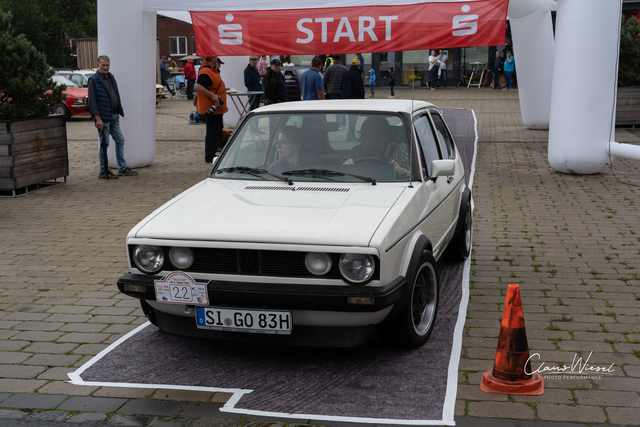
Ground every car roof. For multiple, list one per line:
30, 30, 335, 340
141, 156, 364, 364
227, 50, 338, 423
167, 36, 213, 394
255, 99, 436, 114
54, 70, 86, 76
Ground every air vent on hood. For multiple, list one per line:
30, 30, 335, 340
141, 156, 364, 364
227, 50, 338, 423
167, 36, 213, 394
244, 185, 350, 193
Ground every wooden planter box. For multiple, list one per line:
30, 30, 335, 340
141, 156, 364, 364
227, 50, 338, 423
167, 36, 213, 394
616, 86, 640, 126
0, 115, 68, 196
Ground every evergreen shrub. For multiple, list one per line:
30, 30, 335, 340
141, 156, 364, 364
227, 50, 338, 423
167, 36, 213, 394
0, 8, 65, 119
618, 15, 640, 87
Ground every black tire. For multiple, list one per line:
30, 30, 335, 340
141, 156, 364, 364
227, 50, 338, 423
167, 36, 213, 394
445, 192, 473, 261
140, 300, 159, 327
180, 83, 187, 95
53, 103, 70, 121
377, 251, 439, 348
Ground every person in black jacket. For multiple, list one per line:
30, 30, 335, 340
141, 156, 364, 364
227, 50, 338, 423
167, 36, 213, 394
244, 56, 262, 111
341, 59, 365, 140
263, 59, 287, 105
388, 67, 396, 98
490, 50, 503, 90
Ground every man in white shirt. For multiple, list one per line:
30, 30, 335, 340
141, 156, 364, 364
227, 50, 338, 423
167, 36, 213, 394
428, 50, 440, 90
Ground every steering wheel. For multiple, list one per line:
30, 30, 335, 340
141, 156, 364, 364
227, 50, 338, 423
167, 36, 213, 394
353, 157, 390, 166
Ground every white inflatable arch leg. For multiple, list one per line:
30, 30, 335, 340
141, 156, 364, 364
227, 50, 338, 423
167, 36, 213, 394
548, 0, 622, 174
508, 0, 555, 129
98, 0, 156, 168
218, 56, 250, 128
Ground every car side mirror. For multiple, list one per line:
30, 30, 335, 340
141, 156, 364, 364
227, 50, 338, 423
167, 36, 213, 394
430, 159, 455, 179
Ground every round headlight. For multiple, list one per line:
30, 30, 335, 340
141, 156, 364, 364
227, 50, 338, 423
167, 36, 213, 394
169, 247, 194, 269
133, 245, 164, 274
339, 254, 375, 284
305, 252, 332, 276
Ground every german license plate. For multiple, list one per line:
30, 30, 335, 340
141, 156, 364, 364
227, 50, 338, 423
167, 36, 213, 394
196, 307, 292, 335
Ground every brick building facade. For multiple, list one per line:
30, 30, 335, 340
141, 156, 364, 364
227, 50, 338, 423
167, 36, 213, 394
157, 15, 196, 62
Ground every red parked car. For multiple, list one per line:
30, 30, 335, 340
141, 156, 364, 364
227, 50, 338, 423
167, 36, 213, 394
51, 75, 90, 120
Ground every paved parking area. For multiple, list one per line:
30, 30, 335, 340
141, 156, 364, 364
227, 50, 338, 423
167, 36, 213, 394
0, 87, 639, 426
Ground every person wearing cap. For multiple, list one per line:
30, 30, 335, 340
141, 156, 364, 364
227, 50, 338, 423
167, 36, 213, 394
300, 57, 325, 101
324, 55, 348, 127
341, 58, 365, 140
324, 55, 348, 100
244, 56, 262, 111
263, 59, 287, 105
183, 57, 197, 100
160, 56, 174, 95
195, 55, 229, 163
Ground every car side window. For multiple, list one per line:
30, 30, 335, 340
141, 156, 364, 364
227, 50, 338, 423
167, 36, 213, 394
70, 75, 82, 87
413, 115, 441, 178
430, 112, 455, 159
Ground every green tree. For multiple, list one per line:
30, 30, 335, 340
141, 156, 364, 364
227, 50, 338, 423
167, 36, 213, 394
0, 8, 66, 119
618, 15, 640, 86
0, 0, 97, 68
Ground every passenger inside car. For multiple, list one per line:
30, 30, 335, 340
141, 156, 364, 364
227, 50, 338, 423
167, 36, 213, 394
267, 126, 309, 175
343, 117, 410, 177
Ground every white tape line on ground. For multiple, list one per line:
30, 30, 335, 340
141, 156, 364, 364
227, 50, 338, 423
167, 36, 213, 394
67, 322, 152, 382
221, 405, 451, 425
442, 108, 477, 426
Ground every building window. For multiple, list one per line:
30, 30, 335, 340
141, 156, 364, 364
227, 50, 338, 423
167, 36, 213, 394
170, 36, 187, 56
192, 36, 196, 55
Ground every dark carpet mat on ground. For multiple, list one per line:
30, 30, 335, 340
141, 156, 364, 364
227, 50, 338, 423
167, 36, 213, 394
76, 108, 476, 423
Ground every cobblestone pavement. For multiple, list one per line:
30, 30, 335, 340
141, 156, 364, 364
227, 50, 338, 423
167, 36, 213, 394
0, 87, 639, 426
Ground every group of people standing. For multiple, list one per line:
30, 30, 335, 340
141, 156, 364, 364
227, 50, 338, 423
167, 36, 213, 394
428, 50, 448, 90
489, 49, 515, 90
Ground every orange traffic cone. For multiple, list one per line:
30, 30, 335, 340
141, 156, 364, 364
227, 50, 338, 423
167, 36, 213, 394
480, 284, 544, 395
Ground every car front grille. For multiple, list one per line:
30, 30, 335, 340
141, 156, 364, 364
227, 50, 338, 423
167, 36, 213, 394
130, 246, 380, 281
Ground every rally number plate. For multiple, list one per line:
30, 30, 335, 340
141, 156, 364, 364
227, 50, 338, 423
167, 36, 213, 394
196, 307, 292, 335
154, 272, 208, 305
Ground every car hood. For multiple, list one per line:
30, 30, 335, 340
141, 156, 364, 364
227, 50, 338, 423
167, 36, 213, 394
134, 179, 406, 247
64, 87, 87, 99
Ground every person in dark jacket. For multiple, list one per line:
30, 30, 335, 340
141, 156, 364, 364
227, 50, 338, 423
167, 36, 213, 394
388, 67, 396, 98
324, 56, 348, 99
341, 59, 365, 140
160, 56, 174, 95
490, 50, 503, 89
244, 56, 262, 110
263, 59, 287, 105
87, 55, 138, 179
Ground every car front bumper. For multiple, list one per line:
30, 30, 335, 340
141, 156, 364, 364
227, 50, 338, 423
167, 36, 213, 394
69, 104, 90, 115
118, 272, 406, 313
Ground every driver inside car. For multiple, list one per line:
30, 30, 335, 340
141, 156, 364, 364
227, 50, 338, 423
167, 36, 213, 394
343, 117, 410, 177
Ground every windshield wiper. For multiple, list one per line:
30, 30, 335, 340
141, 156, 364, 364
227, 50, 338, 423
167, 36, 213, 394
215, 167, 293, 185
283, 168, 376, 185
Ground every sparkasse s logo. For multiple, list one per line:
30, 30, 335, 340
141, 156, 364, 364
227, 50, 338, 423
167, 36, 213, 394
452, 4, 479, 36
219, 13, 243, 45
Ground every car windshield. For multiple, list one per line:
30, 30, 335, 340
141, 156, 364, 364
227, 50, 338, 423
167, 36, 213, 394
213, 112, 411, 182
51, 75, 78, 87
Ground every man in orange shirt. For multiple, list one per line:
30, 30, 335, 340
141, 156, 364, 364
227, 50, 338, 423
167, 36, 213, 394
195, 55, 228, 163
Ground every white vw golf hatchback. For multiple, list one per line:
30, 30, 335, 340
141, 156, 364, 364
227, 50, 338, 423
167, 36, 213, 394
118, 100, 472, 348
